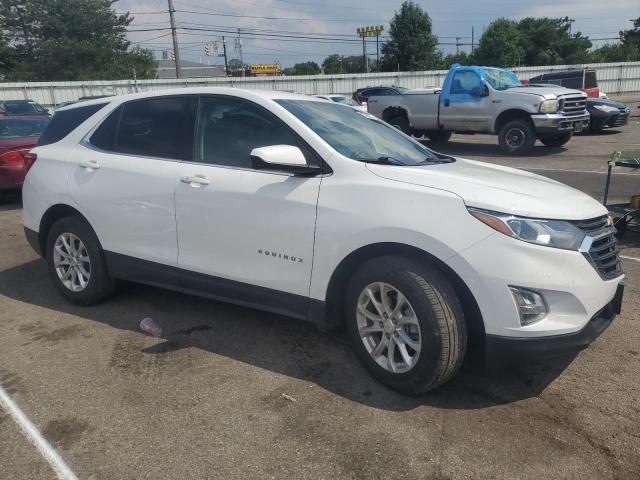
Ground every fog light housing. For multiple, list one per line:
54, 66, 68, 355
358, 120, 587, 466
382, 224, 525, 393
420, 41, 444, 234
509, 286, 548, 326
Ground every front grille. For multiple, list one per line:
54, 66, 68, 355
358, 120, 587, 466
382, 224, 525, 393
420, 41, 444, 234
573, 215, 623, 280
559, 96, 587, 117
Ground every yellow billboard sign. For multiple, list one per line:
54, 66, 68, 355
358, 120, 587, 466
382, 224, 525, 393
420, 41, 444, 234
250, 63, 280, 74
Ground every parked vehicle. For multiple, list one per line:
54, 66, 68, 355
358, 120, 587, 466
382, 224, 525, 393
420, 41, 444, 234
586, 98, 630, 132
0, 99, 50, 116
527, 68, 600, 98
352, 86, 408, 105
314, 94, 367, 112
23, 89, 624, 394
367, 65, 590, 155
0, 115, 50, 202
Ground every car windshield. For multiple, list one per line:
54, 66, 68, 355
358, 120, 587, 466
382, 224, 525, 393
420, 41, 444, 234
484, 68, 521, 90
331, 96, 359, 107
3, 101, 47, 115
0, 118, 50, 138
276, 99, 447, 165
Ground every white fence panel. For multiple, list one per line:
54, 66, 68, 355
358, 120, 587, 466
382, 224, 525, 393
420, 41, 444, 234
1, 61, 639, 109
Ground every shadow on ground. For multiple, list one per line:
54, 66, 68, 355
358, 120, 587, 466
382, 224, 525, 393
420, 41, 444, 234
0, 258, 577, 412
419, 138, 568, 158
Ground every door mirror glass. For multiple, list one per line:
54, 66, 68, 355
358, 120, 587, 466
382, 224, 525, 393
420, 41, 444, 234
250, 145, 310, 172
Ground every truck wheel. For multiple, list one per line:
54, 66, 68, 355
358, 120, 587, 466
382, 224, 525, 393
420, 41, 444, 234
426, 130, 452, 144
45, 216, 116, 305
388, 115, 412, 136
539, 132, 573, 147
345, 255, 467, 394
498, 119, 536, 155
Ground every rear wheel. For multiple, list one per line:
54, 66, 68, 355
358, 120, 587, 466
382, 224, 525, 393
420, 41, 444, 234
388, 115, 412, 136
425, 130, 452, 144
345, 255, 467, 394
498, 119, 536, 155
539, 132, 573, 147
45, 216, 116, 305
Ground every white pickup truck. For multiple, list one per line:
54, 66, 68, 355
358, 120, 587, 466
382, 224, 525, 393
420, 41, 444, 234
367, 64, 590, 155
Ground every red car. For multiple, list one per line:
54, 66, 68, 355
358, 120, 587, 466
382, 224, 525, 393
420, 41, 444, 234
0, 115, 50, 202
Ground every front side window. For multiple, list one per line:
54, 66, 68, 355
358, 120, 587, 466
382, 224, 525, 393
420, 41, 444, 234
451, 71, 482, 94
194, 96, 315, 169
276, 100, 444, 166
113, 97, 197, 160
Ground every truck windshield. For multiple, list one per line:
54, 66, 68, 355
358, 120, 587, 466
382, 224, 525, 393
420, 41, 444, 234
276, 99, 445, 165
484, 68, 521, 90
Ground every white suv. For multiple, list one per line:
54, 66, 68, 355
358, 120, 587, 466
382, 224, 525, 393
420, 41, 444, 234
22, 88, 624, 394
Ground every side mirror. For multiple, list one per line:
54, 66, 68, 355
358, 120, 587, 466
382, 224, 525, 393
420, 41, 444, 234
250, 145, 320, 175
471, 84, 489, 97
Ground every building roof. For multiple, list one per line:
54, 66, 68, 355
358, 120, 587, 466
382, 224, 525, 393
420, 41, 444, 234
156, 60, 227, 79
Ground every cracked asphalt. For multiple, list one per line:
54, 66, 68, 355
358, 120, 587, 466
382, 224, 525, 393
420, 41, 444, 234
0, 97, 639, 479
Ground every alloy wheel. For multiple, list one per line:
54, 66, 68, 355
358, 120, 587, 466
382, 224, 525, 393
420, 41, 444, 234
53, 232, 91, 292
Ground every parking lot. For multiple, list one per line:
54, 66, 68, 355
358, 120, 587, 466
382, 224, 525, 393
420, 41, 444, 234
1, 99, 639, 480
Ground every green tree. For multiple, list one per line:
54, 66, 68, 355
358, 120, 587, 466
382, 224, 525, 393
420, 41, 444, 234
227, 58, 249, 76
283, 61, 320, 76
439, 52, 470, 70
472, 18, 524, 67
381, 1, 440, 71
517, 17, 591, 66
620, 17, 640, 50
322, 54, 366, 74
590, 43, 640, 63
0, 0, 156, 81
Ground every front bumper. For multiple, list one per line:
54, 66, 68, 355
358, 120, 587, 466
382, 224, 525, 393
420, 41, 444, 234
484, 283, 622, 365
589, 110, 629, 130
531, 112, 590, 134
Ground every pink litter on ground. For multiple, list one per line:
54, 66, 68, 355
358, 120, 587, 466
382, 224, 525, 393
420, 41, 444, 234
140, 318, 162, 337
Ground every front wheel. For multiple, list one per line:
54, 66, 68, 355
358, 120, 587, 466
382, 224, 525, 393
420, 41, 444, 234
46, 216, 116, 305
425, 130, 452, 144
388, 115, 412, 136
345, 255, 467, 394
498, 119, 536, 155
539, 132, 573, 147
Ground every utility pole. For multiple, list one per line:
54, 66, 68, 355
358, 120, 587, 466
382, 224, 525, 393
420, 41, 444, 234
471, 26, 475, 53
167, 0, 181, 78
563, 16, 575, 35
222, 36, 229, 76
236, 28, 245, 77
376, 33, 380, 71
455, 37, 462, 55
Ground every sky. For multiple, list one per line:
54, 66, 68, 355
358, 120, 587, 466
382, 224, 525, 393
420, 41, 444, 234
115, 0, 640, 68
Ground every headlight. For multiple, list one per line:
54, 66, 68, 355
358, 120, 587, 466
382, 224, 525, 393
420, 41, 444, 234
539, 99, 559, 113
468, 208, 586, 250
593, 104, 619, 113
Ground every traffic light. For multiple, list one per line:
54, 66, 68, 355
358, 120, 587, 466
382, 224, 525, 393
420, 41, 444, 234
204, 44, 212, 56
170, 50, 176, 61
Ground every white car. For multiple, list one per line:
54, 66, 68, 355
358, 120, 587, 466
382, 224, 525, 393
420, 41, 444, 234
22, 88, 624, 394
314, 94, 367, 112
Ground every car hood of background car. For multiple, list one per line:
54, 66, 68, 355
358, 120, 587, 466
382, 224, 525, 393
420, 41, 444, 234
587, 98, 627, 109
366, 158, 607, 220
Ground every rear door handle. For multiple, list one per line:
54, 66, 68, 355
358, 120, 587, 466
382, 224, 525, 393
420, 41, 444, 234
79, 160, 100, 170
444, 99, 450, 107
181, 175, 210, 186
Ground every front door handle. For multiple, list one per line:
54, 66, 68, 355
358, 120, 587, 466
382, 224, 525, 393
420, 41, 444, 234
79, 160, 100, 170
444, 99, 450, 107
181, 175, 210, 186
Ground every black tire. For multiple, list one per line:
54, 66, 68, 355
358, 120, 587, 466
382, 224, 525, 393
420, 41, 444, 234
425, 130, 452, 144
388, 115, 412, 136
345, 255, 467, 394
539, 132, 573, 147
498, 118, 536, 155
45, 216, 116, 305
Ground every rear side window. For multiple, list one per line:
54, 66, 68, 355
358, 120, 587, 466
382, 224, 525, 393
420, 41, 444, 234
37, 103, 107, 146
112, 97, 197, 160
89, 106, 121, 151
584, 71, 597, 89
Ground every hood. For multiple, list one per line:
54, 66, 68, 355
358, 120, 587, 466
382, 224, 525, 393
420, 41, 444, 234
366, 158, 607, 220
587, 97, 626, 109
507, 85, 585, 99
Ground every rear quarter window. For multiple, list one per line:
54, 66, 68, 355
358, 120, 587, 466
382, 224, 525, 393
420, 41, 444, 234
37, 103, 107, 146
